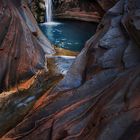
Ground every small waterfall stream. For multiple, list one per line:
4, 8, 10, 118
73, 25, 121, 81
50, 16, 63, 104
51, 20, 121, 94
41, 0, 98, 52
45, 0, 52, 22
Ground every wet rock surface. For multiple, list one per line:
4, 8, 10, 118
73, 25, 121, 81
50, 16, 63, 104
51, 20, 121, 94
0, 0, 140, 140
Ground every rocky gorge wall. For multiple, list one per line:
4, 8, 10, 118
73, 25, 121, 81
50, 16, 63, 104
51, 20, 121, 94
0, 0, 140, 140
0, 0, 54, 91
53, 0, 103, 22
29, 0, 119, 23
53, 0, 119, 22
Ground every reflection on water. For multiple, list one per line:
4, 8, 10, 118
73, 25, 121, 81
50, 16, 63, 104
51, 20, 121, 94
40, 20, 98, 52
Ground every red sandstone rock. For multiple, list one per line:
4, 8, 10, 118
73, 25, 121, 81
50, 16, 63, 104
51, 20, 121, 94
0, 0, 54, 91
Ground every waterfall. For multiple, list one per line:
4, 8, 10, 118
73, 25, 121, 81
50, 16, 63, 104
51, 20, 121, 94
45, 0, 52, 22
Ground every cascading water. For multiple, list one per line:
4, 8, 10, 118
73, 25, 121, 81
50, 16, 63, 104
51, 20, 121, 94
45, 0, 52, 22
40, 1, 98, 52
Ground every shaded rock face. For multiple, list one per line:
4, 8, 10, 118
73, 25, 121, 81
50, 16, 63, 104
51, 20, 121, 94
0, 0, 54, 91
53, 0, 101, 12
53, 0, 119, 22
96, 0, 119, 11
28, 0, 46, 23
0, 0, 140, 140
53, 0, 104, 22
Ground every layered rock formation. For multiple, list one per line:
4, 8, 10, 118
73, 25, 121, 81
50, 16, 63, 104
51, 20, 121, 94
0, 0, 140, 140
53, 0, 104, 22
53, 0, 119, 22
0, 0, 54, 91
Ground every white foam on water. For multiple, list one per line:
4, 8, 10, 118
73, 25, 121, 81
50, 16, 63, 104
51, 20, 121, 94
45, 0, 52, 22
40, 22, 62, 26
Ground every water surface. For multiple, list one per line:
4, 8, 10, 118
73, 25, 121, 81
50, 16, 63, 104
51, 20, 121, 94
40, 20, 98, 51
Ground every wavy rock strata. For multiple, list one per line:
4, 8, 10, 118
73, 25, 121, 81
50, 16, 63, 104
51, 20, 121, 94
53, 0, 104, 22
0, 0, 54, 91
53, 0, 120, 22
0, 0, 140, 140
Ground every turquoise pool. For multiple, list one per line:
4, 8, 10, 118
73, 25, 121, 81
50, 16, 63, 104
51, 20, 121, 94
40, 20, 97, 52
